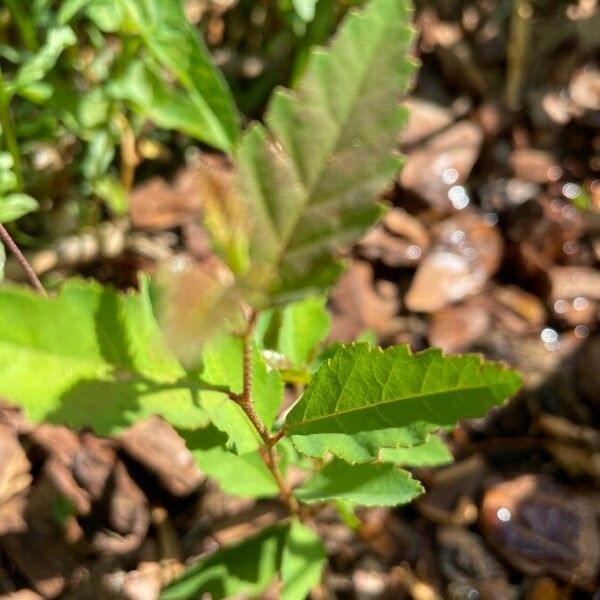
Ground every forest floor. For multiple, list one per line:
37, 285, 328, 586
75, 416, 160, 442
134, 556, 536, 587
1, 1, 600, 598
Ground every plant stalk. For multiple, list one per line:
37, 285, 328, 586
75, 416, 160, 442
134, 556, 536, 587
115, 113, 139, 193
505, 0, 532, 110
0, 224, 46, 295
0, 67, 24, 192
261, 445, 300, 516
236, 310, 299, 515
0, 66, 24, 191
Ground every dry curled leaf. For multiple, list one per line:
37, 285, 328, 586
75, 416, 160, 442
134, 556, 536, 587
399, 120, 483, 210
405, 212, 503, 312
0, 423, 31, 536
120, 416, 204, 497
91, 461, 149, 555
1, 476, 78, 598
481, 474, 600, 588
29, 425, 91, 515
428, 296, 491, 353
329, 261, 399, 342
358, 208, 430, 267
437, 526, 511, 600
509, 149, 559, 184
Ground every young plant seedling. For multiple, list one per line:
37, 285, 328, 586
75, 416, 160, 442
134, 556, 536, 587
0, 0, 521, 598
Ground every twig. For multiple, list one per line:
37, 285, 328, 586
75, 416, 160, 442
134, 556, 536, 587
0, 224, 46, 295
506, 0, 533, 110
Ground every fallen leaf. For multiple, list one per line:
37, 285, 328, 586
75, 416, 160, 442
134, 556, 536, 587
510, 149, 559, 184
329, 261, 399, 341
0, 423, 31, 536
399, 120, 483, 210
428, 296, 491, 353
120, 416, 204, 497
405, 212, 503, 312
480, 474, 600, 588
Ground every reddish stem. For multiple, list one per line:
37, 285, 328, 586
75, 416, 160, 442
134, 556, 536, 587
0, 224, 46, 295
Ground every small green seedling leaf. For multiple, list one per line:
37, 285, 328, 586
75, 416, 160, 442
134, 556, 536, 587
118, 0, 239, 151
0, 193, 38, 223
295, 459, 423, 506
109, 61, 224, 144
181, 427, 279, 498
286, 345, 522, 449
379, 434, 453, 467
281, 519, 326, 600
234, 0, 416, 304
292, 0, 319, 22
8, 27, 76, 97
160, 524, 288, 600
91, 176, 128, 216
257, 295, 331, 369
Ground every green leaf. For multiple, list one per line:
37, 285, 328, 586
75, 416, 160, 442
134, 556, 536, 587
160, 524, 288, 600
292, 0, 319, 22
58, 0, 92, 23
290, 0, 337, 84
81, 129, 115, 181
0, 154, 18, 194
257, 295, 331, 368
286, 345, 522, 444
91, 176, 128, 216
86, 0, 125, 31
235, 0, 415, 304
0, 193, 38, 223
198, 334, 283, 453
289, 425, 431, 463
118, 0, 238, 151
58, 0, 123, 29
334, 500, 361, 529
109, 60, 223, 142
0, 279, 210, 434
379, 435, 453, 467
294, 459, 423, 506
281, 519, 326, 600
181, 427, 279, 498
8, 27, 76, 96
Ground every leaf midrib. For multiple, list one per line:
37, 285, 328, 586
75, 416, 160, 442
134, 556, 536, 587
269, 9, 409, 282
286, 380, 511, 432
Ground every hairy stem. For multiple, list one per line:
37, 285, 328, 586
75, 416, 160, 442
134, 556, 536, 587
0, 224, 46, 295
235, 310, 300, 515
261, 445, 301, 516
0, 66, 24, 191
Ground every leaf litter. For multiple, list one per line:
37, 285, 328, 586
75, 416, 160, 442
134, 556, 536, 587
1, 1, 600, 598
